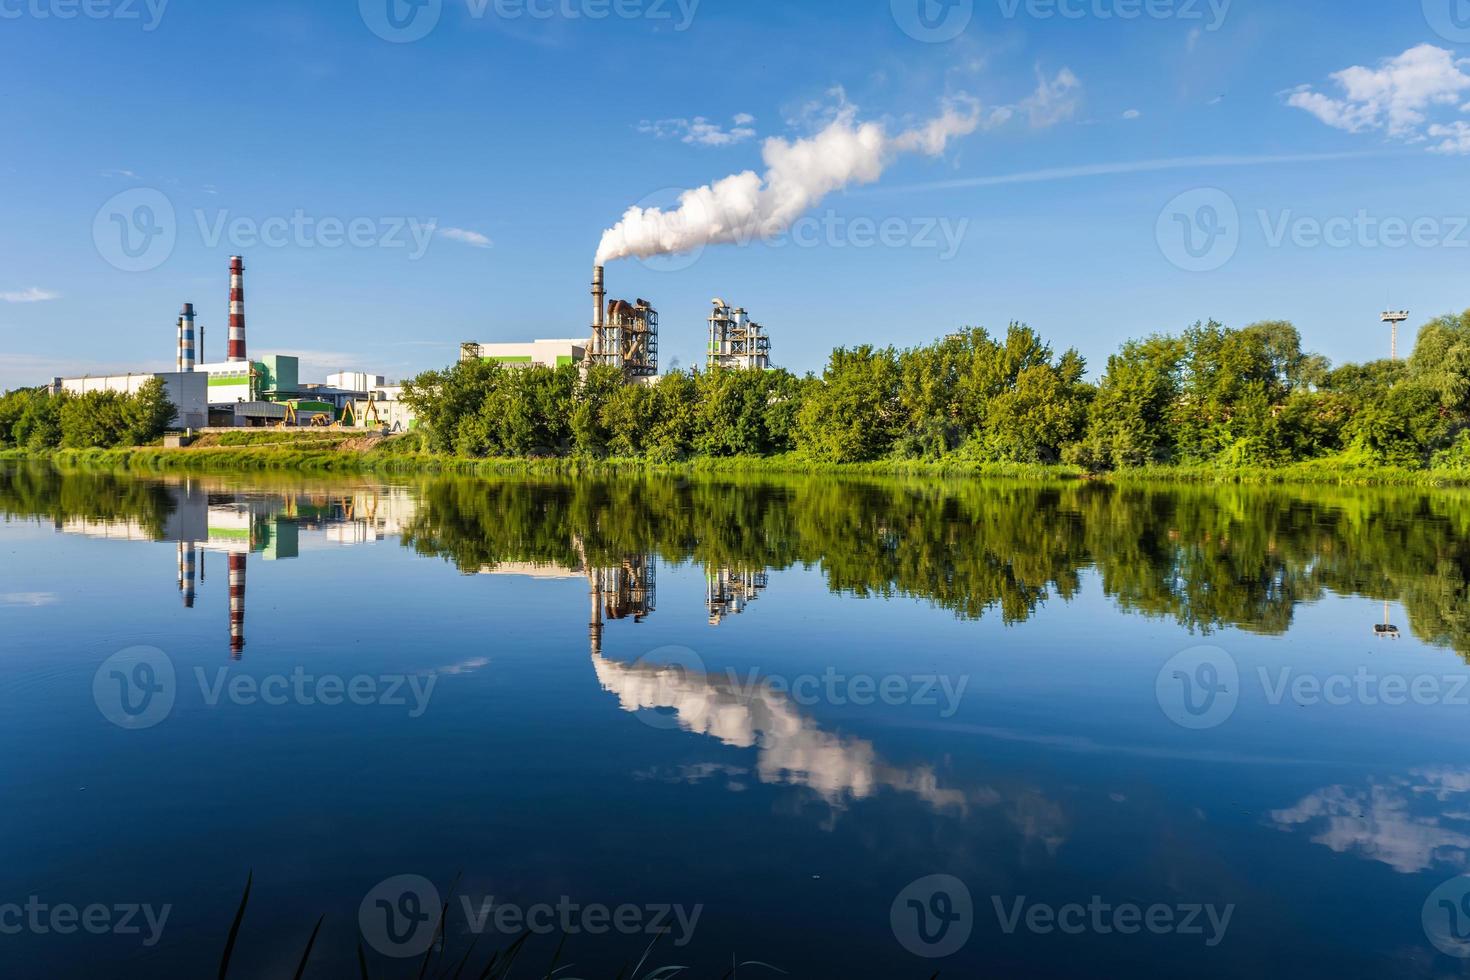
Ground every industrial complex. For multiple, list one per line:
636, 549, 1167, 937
48, 259, 776, 434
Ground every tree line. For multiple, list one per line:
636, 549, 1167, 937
401, 313, 1470, 470
0, 378, 175, 451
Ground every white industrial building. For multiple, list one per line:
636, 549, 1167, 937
460, 339, 587, 370
56, 372, 209, 430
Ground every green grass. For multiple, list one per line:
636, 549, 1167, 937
6, 441, 1470, 486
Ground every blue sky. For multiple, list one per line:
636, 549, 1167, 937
1, 0, 1468, 387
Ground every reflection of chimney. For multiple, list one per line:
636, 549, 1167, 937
227, 256, 247, 363
589, 568, 604, 657
228, 554, 246, 658
177, 303, 196, 373
178, 542, 197, 608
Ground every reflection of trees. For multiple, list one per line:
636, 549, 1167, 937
0, 462, 176, 539
9, 463, 1470, 659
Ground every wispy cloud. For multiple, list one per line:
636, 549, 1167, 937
0, 288, 60, 304
438, 227, 493, 249
639, 113, 759, 147
1018, 67, 1083, 128
0, 592, 59, 608
99, 169, 138, 179
1122, 109, 1142, 120
884, 151, 1379, 193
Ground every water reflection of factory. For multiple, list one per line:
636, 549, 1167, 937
477, 552, 769, 652
57, 479, 773, 657
57, 481, 417, 658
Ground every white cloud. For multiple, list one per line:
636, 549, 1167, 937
1019, 67, 1083, 128
1122, 109, 1142, 120
1429, 121, 1470, 155
1287, 44, 1470, 151
0, 288, 60, 304
99, 169, 138, 179
437, 227, 493, 249
639, 113, 759, 147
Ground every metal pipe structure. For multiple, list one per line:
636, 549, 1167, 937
177, 303, 196, 373
591, 265, 606, 361
228, 256, 247, 363
1382, 310, 1410, 361
228, 554, 246, 658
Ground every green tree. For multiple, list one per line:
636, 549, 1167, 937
120, 377, 176, 445
795, 345, 901, 462
1070, 335, 1184, 469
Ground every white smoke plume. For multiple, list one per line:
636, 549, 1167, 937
595, 97, 984, 264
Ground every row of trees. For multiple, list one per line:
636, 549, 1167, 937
0, 379, 175, 451
401, 313, 1470, 470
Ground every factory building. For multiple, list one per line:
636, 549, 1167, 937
589, 266, 658, 380
458, 268, 658, 382
459, 339, 587, 370
707, 300, 772, 371
56, 371, 209, 430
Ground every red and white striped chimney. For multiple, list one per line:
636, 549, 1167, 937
228, 554, 246, 657
227, 256, 247, 363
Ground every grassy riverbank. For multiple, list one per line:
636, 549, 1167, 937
3, 435, 1468, 486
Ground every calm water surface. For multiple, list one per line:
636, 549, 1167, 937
4, 463, 1470, 978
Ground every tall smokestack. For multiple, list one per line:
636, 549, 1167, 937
228, 554, 246, 658
177, 303, 196, 373
227, 256, 247, 363
591, 265, 606, 360
592, 265, 607, 352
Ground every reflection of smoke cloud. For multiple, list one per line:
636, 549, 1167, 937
1270, 769, 1470, 873
592, 654, 966, 812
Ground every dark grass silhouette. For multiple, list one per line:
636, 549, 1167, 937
212, 873, 863, 980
